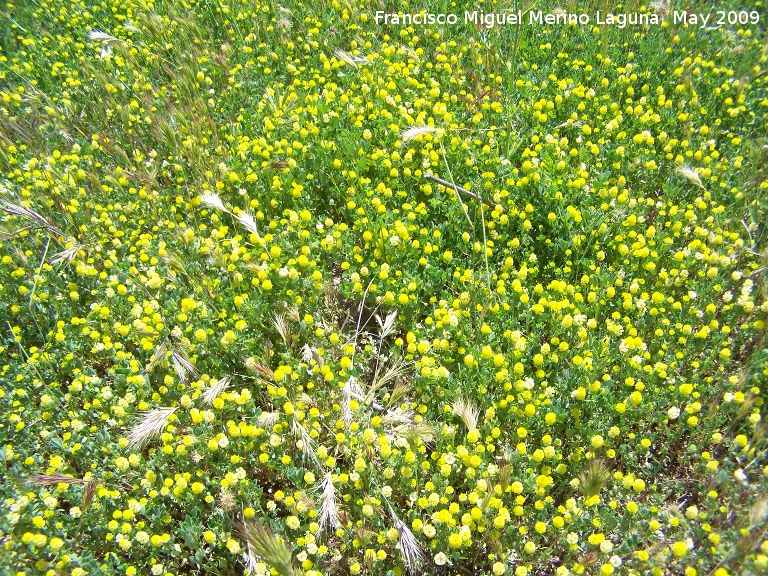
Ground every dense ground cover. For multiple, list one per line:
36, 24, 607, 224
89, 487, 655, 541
1, 0, 767, 574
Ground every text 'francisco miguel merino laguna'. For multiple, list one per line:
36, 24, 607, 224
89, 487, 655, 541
374, 10, 748, 29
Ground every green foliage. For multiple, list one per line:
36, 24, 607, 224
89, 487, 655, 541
0, 0, 767, 575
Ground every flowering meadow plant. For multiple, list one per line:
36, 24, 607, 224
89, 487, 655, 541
0, 0, 767, 575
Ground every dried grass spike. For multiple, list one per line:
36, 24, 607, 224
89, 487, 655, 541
273, 313, 292, 347
0, 200, 60, 235
86, 30, 122, 44
315, 472, 340, 533
577, 458, 611, 499
386, 503, 425, 573
333, 48, 370, 67
368, 358, 410, 401
127, 407, 177, 449
676, 165, 705, 189
144, 341, 168, 373
258, 411, 280, 428
50, 242, 86, 266
400, 125, 436, 142
172, 351, 199, 382
236, 211, 260, 236
26, 473, 84, 486
376, 311, 398, 339
750, 497, 768, 528
452, 397, 479, 432
82, 478, 98, 511
202, 376, 231, 405
236, 519, 295, 576
292, 419, 320, 469
200, 193, 228, 213
387, 381, 411, 408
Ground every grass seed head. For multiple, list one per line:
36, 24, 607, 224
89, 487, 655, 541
26, 473, 84, 486
676, 165, 706, 189
202, 376, 231, 405
200, 193, 228, 213
400, 125, 437, 142
386, 503, 425, 574
315, 472, 340, 534
127, 407, 177, 449
452, 396, 479, 432
236, 519, 295, 576
577, 458, 612, 499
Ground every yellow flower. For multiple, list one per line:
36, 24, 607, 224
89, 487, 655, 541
671, 541, 688, 557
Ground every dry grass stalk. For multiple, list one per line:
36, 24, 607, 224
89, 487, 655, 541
171, 350, 199, 382
400, 125, 436, 141
201, 376, 231, 405
26, 473, 84, 485
236, 519, 295, 576
386, 503, 425, 574
82, 478, 98, 511
127, 407, 177, 449
316, 472, 340, 534
453, 397, 479, 432
676, 165, 706, 189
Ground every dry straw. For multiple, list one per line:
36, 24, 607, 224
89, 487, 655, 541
127, 407, 177, 449
386, 502, 425, 574
236, 519, 295, 576
676, 165, 706, 189
453, 396, 479, 431
315, 472, 340, 534
201, 376, 231, 405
